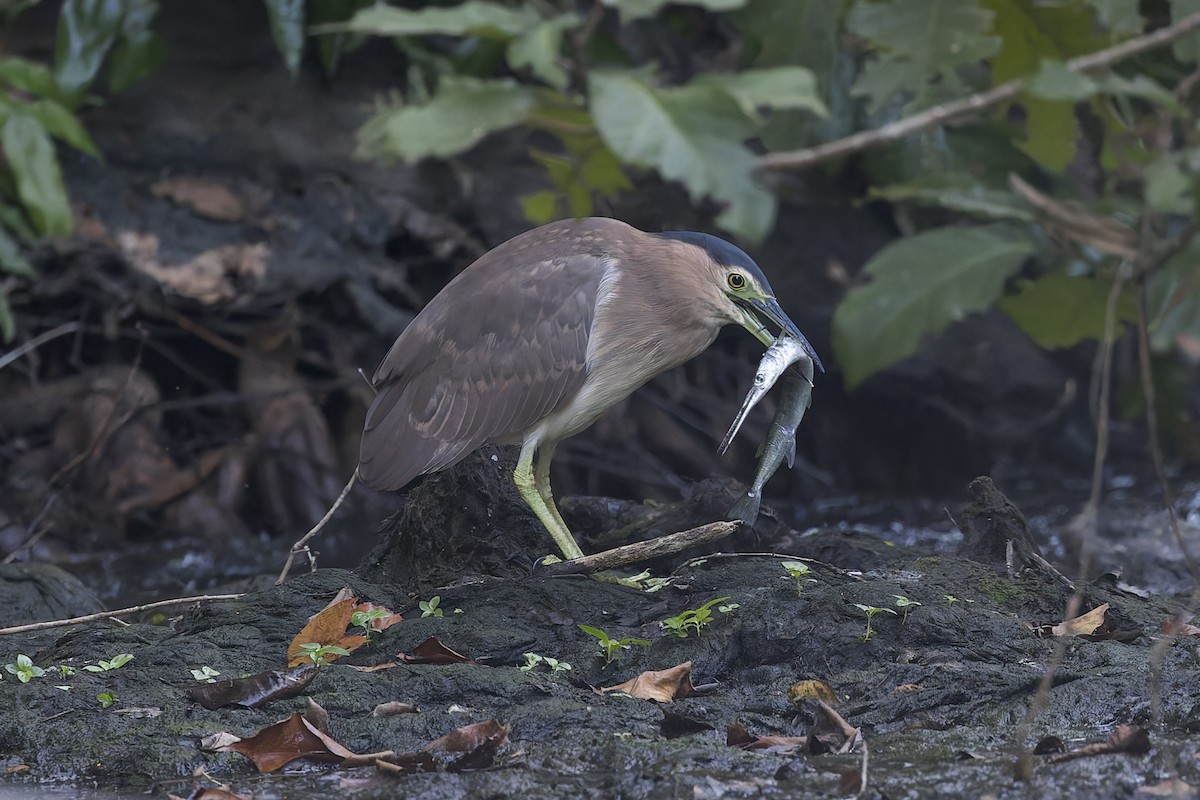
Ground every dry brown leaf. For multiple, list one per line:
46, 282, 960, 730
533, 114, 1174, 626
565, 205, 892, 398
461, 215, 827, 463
349, 661, 400, 673
726, 723, 806, 752
185, 789, 251, 800
1161, 619, 1200, 637
892, 683, 925, 694
372, 701, 419, 717
1049, 724, 1151, 763
601, 661, 694, 702
787, 679, 838, 705
287, 596, 368, 667
1051, 603, 1110, 637
423, 720, 509, 754
117, 231, 268, 304
397, 636, 472, 665
809, 699, 859, 754
222, 713, 364, 772
187, 664, 319, 710
1135, 777, 1199, 798
150, 176, 248, 221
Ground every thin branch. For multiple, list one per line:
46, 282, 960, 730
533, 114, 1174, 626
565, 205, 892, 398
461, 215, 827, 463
537, 521, 738, 576
276, 472, 358, 584
0, 321, 83, 372
760, 11, 1200, 172
0, 593, 246, 637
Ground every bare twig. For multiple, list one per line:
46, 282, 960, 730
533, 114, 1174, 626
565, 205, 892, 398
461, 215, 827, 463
276, 472, 358, 584
760, 11, 1200, 172
537, 521, 738, 576
0, 321, 83, 372
0, 593, 246, 636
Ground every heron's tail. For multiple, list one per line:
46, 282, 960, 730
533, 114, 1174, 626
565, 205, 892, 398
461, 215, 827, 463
727, 491, 762, 526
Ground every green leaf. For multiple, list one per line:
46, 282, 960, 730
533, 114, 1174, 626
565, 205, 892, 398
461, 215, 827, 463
1000, 274, 1134, 349
520, 190, 559, 225
1148, 246, 1200, 351
589, 70, 774, 242
0, 58, 61, 100
2, 114, 73, 237
832, 224, 1035, 387
263, 0, 306, 74
607, 0, 749, 23
869, 177, 1035, 222
0, 223, 35, 277
108, 0, 164, 92
1098, 74, 1182, 113
1025, 59, 1097, 101
1171, 0, 1200, 62
25, 99, 100, 157
324, 1, 538, 38
847, 0, 1001, 111
507, 14, 580, 90
1144, 156, 1194, 214
693, 67, 828, 118
0, 288, 14, 343
54, 0, 125, 97
1090, 0, 1143, 37
358, 77, 536, 161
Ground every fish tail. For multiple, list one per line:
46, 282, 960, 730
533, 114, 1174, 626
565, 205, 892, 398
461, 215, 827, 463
727, 491, 763, 526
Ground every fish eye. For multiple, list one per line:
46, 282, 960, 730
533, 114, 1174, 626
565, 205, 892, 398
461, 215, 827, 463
727, 272, 746, 290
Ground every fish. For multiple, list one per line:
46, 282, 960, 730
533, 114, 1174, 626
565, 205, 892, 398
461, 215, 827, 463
726, 355, 815, 526
718, 335, 811, 456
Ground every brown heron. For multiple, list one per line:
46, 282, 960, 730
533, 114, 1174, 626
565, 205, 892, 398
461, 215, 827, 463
358, 217, 821, 561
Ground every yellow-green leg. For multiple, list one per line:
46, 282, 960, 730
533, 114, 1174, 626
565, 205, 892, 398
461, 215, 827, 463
514, 439, 584, 561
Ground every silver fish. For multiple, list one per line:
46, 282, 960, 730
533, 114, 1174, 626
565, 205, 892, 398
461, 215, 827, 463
727, 355, 815, 525
718, 335, 810, 456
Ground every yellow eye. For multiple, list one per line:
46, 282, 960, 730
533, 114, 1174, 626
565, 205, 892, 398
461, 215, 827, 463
727, 272, 746, 290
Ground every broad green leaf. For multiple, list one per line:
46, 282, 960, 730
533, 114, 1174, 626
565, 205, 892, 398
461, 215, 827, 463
1144, 157, 1194, 214
0, 222, 35, 277
869, 178, 1034, 222
521, 190, 558, 224
1000, 274, 1134, 349
847, 0, 1001, 111
358, 78, 535, 161
1148, 246, 1200, 352
589, 70, 774, 242
579, 145, 632, 194
2, 114, 73, 236
507, 14, 580, 90
324, 1, 538, 38
54, 0, 124, 96
0, 58, 61, 99
1025, 59, 1097, 101
604, 0, 748, 23
693, 67, 827, 118
25, 99, 100, 157
1171, 0, 1200, 62
0, 288, 14, 343
108, 0, 162, 91
264, 0, 306, 74
984, 0, 1087, 171
832, 225, 1035, 387
1089, 0, 1142, 36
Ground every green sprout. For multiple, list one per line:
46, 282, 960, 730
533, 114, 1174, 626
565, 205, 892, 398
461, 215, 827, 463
83, 654, 133, 672
578, 625, 651, 667
893, 595, 922, 624
190, 666, 221, 683
96, 692, 117, 709
296, 643, 351, 667
4, 655, 46, 683
350, 608, 391, 638
781, 561, 817, 595
51, 665, 75, 677
661, 597, 732, 639
519, 652, 572, 675
854, 604, 897, 641
419, 596, 444, 618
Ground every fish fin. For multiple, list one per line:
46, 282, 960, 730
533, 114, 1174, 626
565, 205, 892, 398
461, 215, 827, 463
785, 440, 796, 470
727, 491, 762, 526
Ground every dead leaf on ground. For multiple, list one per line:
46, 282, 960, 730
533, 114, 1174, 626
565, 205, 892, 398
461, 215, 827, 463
892, 683, 925, 694
397, 636, 473, 665
787, 679, 838, 705
187, 664, 319, 709
1135, 777, 1199, 798
287, 596, 368, 667
424, 720, 509, 754
1161, 619, 1200, 637
150, 176, 250, 222
175, 789, 252, 800
373, 753, 438, 776
221, 712, 391, 772
807, 699, 859, 754
1033, 735, 1066, 755
199, 732, 241, 751
117, 231, 268, 304
1048, 724, 1151, 763
1049, 603, 1110, 638
601, 661, 694, 702
726, 723, 806, 752
372, 701, 419, 717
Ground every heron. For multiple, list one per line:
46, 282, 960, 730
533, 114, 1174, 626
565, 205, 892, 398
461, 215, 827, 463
358, 217, 822, 561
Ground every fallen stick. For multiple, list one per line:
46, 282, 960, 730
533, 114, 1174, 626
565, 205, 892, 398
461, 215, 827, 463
0, 593, 246, 637
537, 521, 738, 576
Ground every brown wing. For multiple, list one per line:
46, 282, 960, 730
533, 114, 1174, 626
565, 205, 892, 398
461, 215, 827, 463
357, 236, 609, 492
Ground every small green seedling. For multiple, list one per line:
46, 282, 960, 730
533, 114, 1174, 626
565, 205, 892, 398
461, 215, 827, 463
854, 604, 897, 641
893, 595, 922, 624
51, 665, 75, 677
350, 608, 391, 638
718, 602, 740, 613
190, 666, 221, 683
296, 643, 351, 666
5, 655, 46, 683
83, 654, 133, 672
661, 597, 732, 639
419, 596, 444, 618
96, 692, 116, 709
781, 561, 817, 595
519, 652, 572, 675
578, 625, 651, 667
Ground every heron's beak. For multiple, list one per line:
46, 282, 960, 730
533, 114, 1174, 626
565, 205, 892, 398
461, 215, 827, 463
741, 297, 825, 373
